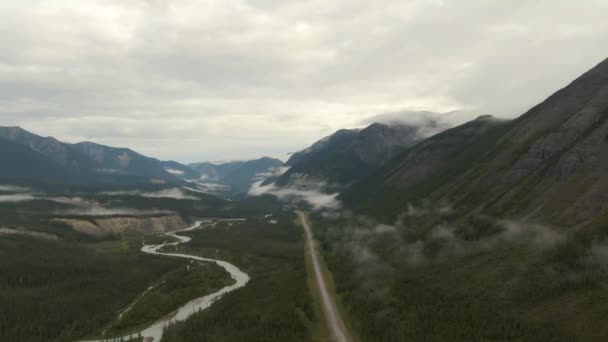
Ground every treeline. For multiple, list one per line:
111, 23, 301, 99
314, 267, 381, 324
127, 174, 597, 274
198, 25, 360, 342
162, 214, 316, 342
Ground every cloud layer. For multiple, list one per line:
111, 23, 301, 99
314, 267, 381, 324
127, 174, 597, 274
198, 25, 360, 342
1, 1, 607, 161
249, 180, 341, 210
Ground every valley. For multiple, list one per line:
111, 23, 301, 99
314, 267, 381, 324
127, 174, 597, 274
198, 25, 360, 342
2, 5, 608, 340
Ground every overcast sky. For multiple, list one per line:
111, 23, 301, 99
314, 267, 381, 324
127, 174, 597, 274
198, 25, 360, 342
1, 0, 606, 162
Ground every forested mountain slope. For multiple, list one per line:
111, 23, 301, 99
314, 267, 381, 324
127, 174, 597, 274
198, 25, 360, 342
343, 57, 608, 228
270, 123, 422, 191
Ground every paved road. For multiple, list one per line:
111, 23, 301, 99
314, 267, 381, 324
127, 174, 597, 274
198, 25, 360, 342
297, 211, 351, 342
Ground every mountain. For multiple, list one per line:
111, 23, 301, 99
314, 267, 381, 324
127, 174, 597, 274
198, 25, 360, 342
220, 157, 284, 193
71, 141, 170, 178
269, 122, 423, 190
0, 127, 97, 177
189, 161, 247, 182
189, 157, 283, 195
343, 57, 608, 227
0, 126, 176, 186
341, 115, 512, 215
0, 138, 72, 184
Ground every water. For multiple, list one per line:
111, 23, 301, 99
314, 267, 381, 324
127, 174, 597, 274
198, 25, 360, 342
79, 220, 250, 342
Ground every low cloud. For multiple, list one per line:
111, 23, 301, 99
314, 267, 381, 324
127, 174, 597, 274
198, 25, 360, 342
184, 180, 231, 194
331, 203, 566, 270
0, 185, 36, 202
362, 110, 483, 139
165, 168, 185, 176
57, 207, 174, 217
0, 194, 37, 202
253, 166, 291, 181
50, 196, 174, 216
249, 180, 341, 211
0, 185, 31, 193
101, 188, 198, 200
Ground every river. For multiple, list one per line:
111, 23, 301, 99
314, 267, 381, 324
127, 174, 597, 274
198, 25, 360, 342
80, 220, 250, 342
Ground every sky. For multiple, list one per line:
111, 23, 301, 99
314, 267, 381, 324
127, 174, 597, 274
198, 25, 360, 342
0, 0, 607, 163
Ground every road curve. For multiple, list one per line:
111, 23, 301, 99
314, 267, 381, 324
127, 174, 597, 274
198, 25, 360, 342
297, 211, 352, 342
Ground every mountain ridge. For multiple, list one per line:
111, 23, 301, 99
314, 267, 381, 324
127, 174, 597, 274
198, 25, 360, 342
342, 57, 608, 227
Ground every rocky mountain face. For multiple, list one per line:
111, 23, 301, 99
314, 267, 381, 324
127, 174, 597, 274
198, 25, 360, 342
270, 123, 423, 190
443, 57, 608, 227
344, 57, 608, 228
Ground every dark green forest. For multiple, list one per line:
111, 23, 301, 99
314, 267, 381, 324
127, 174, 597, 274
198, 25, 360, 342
0, 233, 181, 341
162, 214, 317, 342
103, 258, 232, 336
313, 209, 608, 342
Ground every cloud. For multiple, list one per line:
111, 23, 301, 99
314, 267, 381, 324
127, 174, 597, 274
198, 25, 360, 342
0, 194, 36, 202
362, 109, 482, 139
1, 1, 606, 161
49, 196, 174, 216
253, 165, 290, 181
164, 168, 185, 176
249, 180, 341, 210
184, 180, 231, 194
101, 188, 198, 200
332, 204, 566, 269
56, 207, 174, 217
0, 185, 31, 193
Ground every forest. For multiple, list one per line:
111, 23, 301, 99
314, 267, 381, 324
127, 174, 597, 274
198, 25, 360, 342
313, 208, 608, 342
0, 233, 182, 341
162, 213, 318, 342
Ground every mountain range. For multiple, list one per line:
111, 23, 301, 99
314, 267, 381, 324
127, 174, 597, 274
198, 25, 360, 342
0, 126, 177, 186
3, 56, 607, 228
0, 126, 282, 193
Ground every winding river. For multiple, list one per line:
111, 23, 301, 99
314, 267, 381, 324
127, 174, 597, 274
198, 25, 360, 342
80, 220, 250, 342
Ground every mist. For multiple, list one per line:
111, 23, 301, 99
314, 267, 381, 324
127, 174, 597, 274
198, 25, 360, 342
0, 185, 31, 193
249, 180, 341, 211
0, 194, 37, 202
50, 197, 174, 217
100, 188, 198, 200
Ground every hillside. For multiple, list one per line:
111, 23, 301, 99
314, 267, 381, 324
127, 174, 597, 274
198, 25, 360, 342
342, 57, 608, 227
0, 126, 177, 186
270, 123, 423, 191
0, 139, 73, 184
71, 142, 170, 179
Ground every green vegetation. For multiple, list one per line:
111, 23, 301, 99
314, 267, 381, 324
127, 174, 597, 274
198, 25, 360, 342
162, 213, 317, 342
314, 210, 608, 342
104, 259, 233, 336
0, 233, 181, 342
